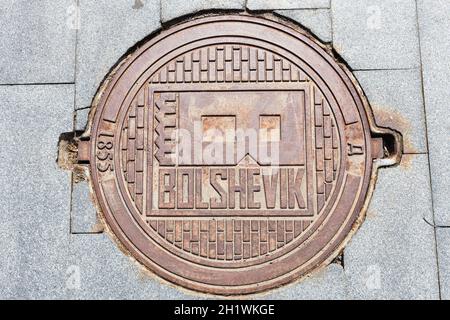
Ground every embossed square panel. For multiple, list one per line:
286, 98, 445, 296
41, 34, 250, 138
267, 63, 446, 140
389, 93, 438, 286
80, 14, 402, 295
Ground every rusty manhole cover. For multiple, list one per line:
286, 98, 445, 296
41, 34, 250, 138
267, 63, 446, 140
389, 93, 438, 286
79, 14, 401, 295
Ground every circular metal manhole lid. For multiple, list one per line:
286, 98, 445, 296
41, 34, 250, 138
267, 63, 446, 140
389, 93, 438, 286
85, 14, 401, 295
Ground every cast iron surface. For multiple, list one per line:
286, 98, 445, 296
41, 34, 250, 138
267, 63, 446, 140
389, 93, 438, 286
84, 14, 401, 295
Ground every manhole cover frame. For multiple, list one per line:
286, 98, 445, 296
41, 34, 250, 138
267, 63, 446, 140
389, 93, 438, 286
79, 13, 402, 296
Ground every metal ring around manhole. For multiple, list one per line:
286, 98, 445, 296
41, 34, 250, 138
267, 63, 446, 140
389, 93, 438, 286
79, 14, 402, 295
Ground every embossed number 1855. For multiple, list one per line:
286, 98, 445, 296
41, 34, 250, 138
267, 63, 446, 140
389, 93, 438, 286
96, 131, 114, 172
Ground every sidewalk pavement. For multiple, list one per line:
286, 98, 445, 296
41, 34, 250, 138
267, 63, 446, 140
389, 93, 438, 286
0, 0, 447, 299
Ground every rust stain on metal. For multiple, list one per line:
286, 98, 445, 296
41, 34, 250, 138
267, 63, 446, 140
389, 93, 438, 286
76, 14, 402, 295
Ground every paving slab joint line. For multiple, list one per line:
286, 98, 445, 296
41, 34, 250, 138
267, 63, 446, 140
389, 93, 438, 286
0, 82, 75, 87
424, 217, 450, 229
284, 7, 331, 11
352, 68, 418, 72
71, 231, 104, 235
73, 0, 80, 85
246, 2, 331, 10
257, 8, 330, 12
73, 106, 92, 130
76, 106, 91, 111
330, 0, 335, 48
329, 1, 334, 44
71, 110, 77, 148
75, 105, 93, 111
73, 0, 80, 112
414, 0, 441, 299
69, 172, 74, 234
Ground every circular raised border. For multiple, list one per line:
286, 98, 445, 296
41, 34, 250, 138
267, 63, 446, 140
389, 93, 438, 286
87, 14, 385, 295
